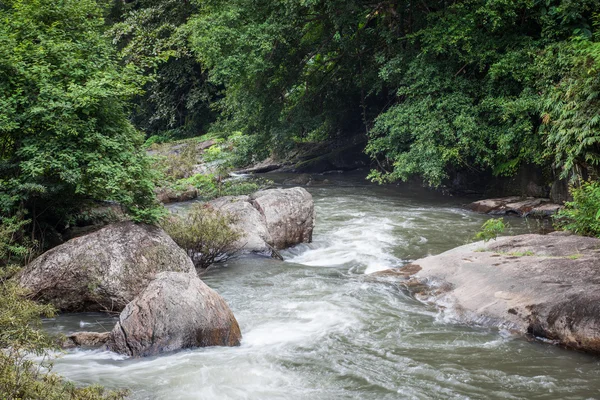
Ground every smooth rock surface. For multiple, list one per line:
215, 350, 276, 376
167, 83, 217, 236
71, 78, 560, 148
251, 188, 316, 249
380, 233, 600, 354
106, 272, 241, 357
209, 187, 315, 256
467, 197, 562, 217
20, 222, 195, 312
209, 195, 276, 256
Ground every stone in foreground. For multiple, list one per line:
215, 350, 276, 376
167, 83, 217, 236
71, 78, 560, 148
376, 233, 600, 354
20, 222, 195, 312
106, 272, 241, 357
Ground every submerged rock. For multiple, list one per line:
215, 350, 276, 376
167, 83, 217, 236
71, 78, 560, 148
467, 196, 562, 218
63, 332, 110, 349
379, 233, 600, 354
106, 272, 241, 357
209, 187, 315, 256
20, 222, 195, 312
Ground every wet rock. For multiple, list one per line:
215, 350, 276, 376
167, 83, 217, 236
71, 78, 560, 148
20, 222, 195, 312
467, 197, 562, 218
384, 234, 600, 354
106, 272, 241, 357
63, 332, 110, 348
283, 174, 312, 186
237, 157, 282, 174
209, 187, 315, 256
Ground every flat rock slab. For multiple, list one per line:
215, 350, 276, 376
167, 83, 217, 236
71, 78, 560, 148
467, 197, 562, 218
374, 233, 600, 354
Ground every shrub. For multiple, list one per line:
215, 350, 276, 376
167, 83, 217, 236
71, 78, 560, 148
0, 269, 128, 399
554, 181, 600, 237
161, 204, 243, 269
474, 218, 507, 242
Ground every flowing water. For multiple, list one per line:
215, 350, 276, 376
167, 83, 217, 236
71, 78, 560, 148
44, 173, 600, 399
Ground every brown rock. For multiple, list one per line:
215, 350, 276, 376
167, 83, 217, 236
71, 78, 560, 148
467, 196, 562, 218
106, 272, 241, 357
63, 332, 110, 348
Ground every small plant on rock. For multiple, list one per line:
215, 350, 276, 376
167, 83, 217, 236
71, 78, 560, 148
161, 204, 243, 269
474, 218, 507, 242
554, 181, 600, 237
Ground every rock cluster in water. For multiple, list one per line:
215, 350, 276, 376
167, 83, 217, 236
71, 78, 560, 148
21, 187, 316, 357
20, 222, 241, 357
467, 196, 562, 218
209, 187, 316, 258
375, 233, 600, 354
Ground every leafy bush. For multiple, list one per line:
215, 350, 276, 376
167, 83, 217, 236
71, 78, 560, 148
554, 181, 600, 237
161, 204, 243, 269
0, 270, 127, 399
474, 218, 507, 242
0, 0, 161, 228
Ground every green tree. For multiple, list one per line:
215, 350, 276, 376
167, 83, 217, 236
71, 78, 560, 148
0, 0, 161, 241
108, 0, 217, 140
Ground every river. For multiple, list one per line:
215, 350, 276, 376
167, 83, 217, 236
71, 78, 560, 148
43, 173, 600, 399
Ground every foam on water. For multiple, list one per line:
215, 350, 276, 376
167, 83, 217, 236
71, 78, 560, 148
44, 179, 600, 399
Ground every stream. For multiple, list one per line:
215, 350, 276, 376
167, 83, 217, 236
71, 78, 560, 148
43, 173, 600, 399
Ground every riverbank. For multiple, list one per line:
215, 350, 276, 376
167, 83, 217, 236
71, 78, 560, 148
378, 233, 600, 354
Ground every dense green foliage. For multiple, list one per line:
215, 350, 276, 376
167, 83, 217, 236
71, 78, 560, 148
183, 0, 600, 187
555, 181, 600, 237
108, 0, 217, 140
0, 0, 161, 245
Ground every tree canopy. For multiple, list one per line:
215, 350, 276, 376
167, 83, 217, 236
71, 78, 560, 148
0, 0, 160, 240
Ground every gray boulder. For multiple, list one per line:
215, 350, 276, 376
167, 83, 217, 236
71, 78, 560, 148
20, 222, 195, 312
106, 272, 241, 357
209, 187, 315, 256
209, 195, 275, 256
377, 233, 600, 354
250, 188, 315, 249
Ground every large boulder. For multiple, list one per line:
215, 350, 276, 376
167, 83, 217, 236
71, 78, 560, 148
20, 222, 195, 312
376, 233, 600, 354
209, 195, 276, 257
209, 187, 315, 256
250, 188, 315, 249
106, 272, 241, 357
